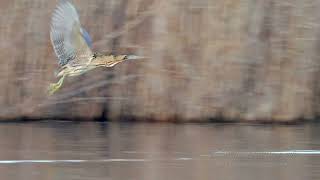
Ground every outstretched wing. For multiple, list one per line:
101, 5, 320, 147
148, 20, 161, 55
50, 0, 93, 66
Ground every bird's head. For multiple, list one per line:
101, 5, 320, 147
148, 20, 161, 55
107, 55, 146, 67
91, 53, 147, 67
116, 55, 146, 61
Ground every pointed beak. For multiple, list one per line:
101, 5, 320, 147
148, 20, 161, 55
126, 55, 149, 60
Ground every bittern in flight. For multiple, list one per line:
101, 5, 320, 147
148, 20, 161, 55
48, 0, 143, 95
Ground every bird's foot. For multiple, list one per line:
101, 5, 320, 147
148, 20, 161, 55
48, 75, 65, 95
48, 82, 60, 95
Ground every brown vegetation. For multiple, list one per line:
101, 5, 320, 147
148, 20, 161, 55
1, 0, 320, 122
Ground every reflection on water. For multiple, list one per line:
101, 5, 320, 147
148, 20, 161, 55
0, 121, 320, 180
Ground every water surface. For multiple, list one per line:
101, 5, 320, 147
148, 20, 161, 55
0, 121, 319, 180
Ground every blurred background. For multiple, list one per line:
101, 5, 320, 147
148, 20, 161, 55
1, 0, 320, 122
2, 1, 320, 179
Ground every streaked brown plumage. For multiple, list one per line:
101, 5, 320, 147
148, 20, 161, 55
48, 0, 144, 95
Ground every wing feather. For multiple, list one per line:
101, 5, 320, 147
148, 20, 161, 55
50, 0, 93, 66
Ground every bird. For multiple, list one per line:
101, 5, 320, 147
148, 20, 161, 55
48, 0, 144, 95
